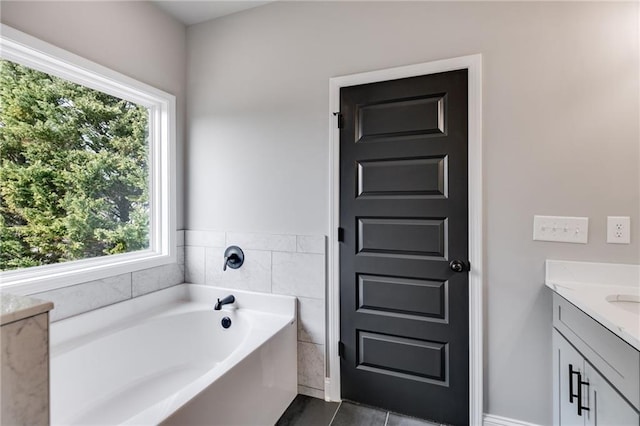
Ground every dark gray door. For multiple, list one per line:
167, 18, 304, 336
339, 69, 469, 425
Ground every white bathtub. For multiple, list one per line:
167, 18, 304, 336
49, 284, 297, 425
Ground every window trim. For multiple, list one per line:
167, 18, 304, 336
0, 24, 177, 295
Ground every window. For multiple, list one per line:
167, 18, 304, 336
0, 25, 176, 294
1, 59, 151, 269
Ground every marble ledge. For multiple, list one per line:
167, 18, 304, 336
1, 292, 53, 326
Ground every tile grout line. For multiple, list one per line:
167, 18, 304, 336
201, 245, 206, 285
328, 401, 342, 426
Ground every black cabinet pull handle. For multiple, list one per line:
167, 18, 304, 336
569, 364, 580, 404
577, 373, 590, 416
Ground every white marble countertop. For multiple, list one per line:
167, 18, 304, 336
1, 292, 53, 326
545, 260, 640, 352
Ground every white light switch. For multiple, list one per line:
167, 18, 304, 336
607, 216, 631, 244
533, 215, 589, 244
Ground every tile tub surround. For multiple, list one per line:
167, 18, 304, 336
545, 259, 640, 350
184, 230, 326, 397
1, 294, 53, 426
29, 231, 186, 322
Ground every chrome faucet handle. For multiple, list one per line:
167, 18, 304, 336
223, 256, 230, 271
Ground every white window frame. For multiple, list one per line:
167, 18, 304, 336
0, 24, 176, 295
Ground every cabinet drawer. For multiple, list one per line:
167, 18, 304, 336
553, 294, 640, 411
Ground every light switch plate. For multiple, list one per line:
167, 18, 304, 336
607, 216, 631, 244
533, 215, 589, 244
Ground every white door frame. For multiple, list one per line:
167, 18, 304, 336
326, 54, 483, 425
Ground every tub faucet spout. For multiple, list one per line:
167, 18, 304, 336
214, 295, 235, 310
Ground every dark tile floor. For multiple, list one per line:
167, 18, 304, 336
276, 395, 441, 426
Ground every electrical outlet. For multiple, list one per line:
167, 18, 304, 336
607, 216, 631, 244
533, 215, 589, 244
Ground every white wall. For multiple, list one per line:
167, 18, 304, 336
1, 0, 188, 229
186, 2, 639, 424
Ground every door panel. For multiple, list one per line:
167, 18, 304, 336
340, 70, 469, 425
357, 274, 447, 320
357, 94, 445, 140
356, 156, 447, 198
357, 217, 446, 258
358, 331, 447, 382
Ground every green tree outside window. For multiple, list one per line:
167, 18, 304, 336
0, 59, 150, 271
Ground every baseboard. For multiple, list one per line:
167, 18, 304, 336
483, 413, 542, 426
298, 385, 324, 400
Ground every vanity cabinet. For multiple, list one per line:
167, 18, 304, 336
553, 294, 640, 426
586, 361, 639, 425
554, 330, 638, 425
554, 329, 585, 426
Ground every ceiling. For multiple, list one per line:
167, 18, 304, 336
152, 1, 274, 26
152, 0, 576, 27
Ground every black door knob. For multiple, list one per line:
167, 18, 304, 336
449, 260, 467, 273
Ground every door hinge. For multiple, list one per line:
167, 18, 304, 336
333, 112, 344, 129
338, 341, 345, 358
337, 227, 344, 242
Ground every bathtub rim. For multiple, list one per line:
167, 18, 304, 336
50, 283, 297, 349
